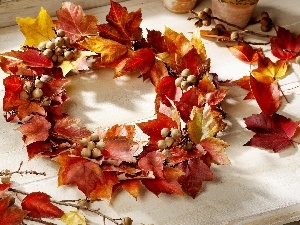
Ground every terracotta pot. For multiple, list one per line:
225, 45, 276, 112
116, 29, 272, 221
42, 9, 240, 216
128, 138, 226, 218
211, 0, 259, 30
163, 0, 198, 14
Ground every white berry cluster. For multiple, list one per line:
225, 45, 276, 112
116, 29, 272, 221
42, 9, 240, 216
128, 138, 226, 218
38, 29, 75, 64
157, 127, 181, 150
20, 79, 51, 106
175, 68, 197, 91
80, 133, 105, 159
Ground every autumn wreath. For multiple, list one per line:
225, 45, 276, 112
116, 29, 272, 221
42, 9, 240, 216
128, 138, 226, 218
1, 0, 300, 211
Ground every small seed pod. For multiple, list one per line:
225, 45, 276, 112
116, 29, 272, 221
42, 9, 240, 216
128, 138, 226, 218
198, 11, 208, 20
260, 11, 269, 19
63, 36, 71, 47
43, 49, 53, 58
180, 80, 189, 90
186, 74, 197, 84
81, 147, 91, 158
55, 47, 63, 56
122, 217, 133, 225
46, 41, 55, 50
87, 141, 96, 151
202, 18, 211, 26
175, 77, 183, 87
23, 81, 33, 92
195, 19, 203, 28
161, 127, 170, 138
51, 54, 58, 62
203, 7, 212, 15
91, 148, 102, 158
64, 51, 74, 60
35, 79, 43, 88
56, 29, 65, 37
32, 88, 43, 99
57, 55, 64, 64
157, 140, 167, 150
260, 17, 272, 27
55, 37, 64, 48
96, 140, 105, 150
261, 24, 272, 32
181, 68, 192, 77
90, 133, 100, 142
170, 128, 181, 139
38, 41, 47, 50
80, 138, 88, 146
1, 176, 11, 184
20, 91, 30, 99
165, 136, 175, 147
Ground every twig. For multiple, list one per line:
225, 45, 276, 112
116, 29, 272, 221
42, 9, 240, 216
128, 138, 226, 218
0, 162, 46, 177
24, 216, 57, 225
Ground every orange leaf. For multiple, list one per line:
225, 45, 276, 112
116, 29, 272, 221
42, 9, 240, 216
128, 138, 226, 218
0, 196, 27, 225
17, 115, 51, 145
53, 153, 104, 197
17, 101, 46, 120
120, 179, 141, 199
21, 192, 64, 218
55, 2, 99, 42
227, 42, 259, 63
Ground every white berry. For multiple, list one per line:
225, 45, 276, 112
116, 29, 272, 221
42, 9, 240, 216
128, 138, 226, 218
170, 128, 181, 139
81, 147, 91, 158
91, 148, 102, 158
80, 138, 88, 146
161, 127, 170, 138
165, 136, 174, 147
96, 140, 105, 150
32, 88, 43, 99
157, 140, 167, 149
181, 68, 192, 77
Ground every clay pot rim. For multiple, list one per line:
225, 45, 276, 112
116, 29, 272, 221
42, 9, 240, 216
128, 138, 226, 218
217, 0, 259, 5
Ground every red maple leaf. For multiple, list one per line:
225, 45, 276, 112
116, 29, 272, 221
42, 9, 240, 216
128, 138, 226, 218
115, 48, 156, 77
26, 141, 52, 159
53, 153, 105, 197
146, 29, 168, 53
17, 115, 51, 145
98, 0, 142, 44
141, 166, 184, 196
142, 59, 168, 86
177, 157, 214, 198
271, 26, 300, 60
21, 192, 64, 218
227, 42, 260, 63
0, 196, 27, 225
244, 112, 300, 152
137, 113, 179, 147
250, 75, 280, 115
102, 138, 138, 163
3, 76, 27, 112
55, 2, 99, 42
138, 151, 166, 178
3, 49, 53, 68
53, 117, 92, 142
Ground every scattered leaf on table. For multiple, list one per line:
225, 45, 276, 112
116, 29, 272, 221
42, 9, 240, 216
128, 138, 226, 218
0, 196, 27, 225
61, 211, 86, 225
21, 192, 64, 218
227, 42, 260, 63
244, 112, 300, 152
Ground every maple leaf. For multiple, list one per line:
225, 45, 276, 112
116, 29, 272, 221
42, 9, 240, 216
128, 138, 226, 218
252, 57, 288, 81
146, 29, 168, 53
115, 48, 156, 77
244, 112, 300, 152
137, 113, 179, 146
200, 137, 230, 165
188, 105, 226, 144
234, 76, 255, 99
177, 157, 214, 198
3, 75, 26, 112
119, 179, 141, 199
53, 117, 91, 142
26, 141, 52, 159
104, 124, 136, 140
55, 2, 99, 42
21, 192, 64, 218
141, 166, 184, 196
98, 0, 142, 44
16, 7, 55, 48
102, 138, 138, 163
3, 49, 53, 68
17, 115, 51, 145
249, 75, 280, 115
0, 196, 27, 225
53, 153, 104, 197
142, 59, 169, 86
79, 36, 128, 63
138, 151, 166, 178
270, 26, 300, 60
89, 172, 119, 201
169, 146, 204, 165
227, 42, 260, 63
17, 101, 46, 120
61, 211, 87, 225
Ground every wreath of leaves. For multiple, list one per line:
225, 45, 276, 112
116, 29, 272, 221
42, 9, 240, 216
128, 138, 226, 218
0, 1, 299, 223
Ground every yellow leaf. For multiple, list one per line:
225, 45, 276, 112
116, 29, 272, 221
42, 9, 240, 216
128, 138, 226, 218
252, 59, 288, 82
61, 211, 86, 225
191, 30, 207, 60
60, 51, 96, 76
16, 7, 56, 48
78, 36, 128, 63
